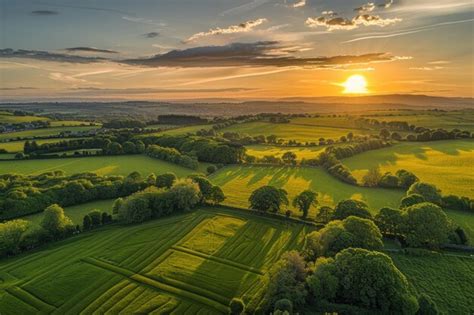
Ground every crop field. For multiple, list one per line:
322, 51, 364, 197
344, 140, 474, 198
246, 145, 325, 160
0, 207, 312, 314
0, 155, 206, 177
144, 124, 214, 137
0, 126, 99, 141
389, 253, 474, 314
210, 165, 404, 217
23, 199, 115, 226
0, 138, 86, 153
49, 121, 100, 127
0, 113, 49, 124
220, 120, 375, 143
361, 110, 474, 131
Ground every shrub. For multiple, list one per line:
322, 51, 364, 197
207, 165, 218, 174
333, 199, 372, 220
229, 298, 245, 315
156, 172, 177, 189
400, 194, 425, 209
407, 182, 442, 205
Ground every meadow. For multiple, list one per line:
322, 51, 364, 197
389, 253, 474, 314
209, 165, 404, 216
0, 113, 49, 124
344, 140, 474, 198
0, 126, 99, 141
0, 138, 86, 153
0, 207, 312, 314
246, 145, 325, 160
221, 120, 373, 143
0, 155, 206, 177
143, 124, 214, 137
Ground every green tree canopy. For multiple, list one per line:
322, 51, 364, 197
292, 190, 318, 219
249, 186, 289, 212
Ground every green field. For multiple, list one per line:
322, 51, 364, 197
361, 110, 474, 131
0, 113, 49, 124
444, 208, 474, 242
0, 126, 99, 141
210, 165, 404, 217
0, 207, 311, 314
23, 199, 115, 226
246, 145, 325, 160
390, 253, 474, 314
0, 155, 206, 177
0, 138, 86, 153
143, 124, 214, 137
49, 120, 100, 127
344, 140, 474, 198
220, 119, 375, 143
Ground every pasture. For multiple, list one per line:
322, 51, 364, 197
209, 165, 404, 216
0, 138, 86, 153
220, 120, 374, 143
0, 126, 98, 141
0, 113, 48, 124
344, 140, 474, 198
0, 207, 311, 314
0, 155, 206, 177
49, 121, 100, 127
144, 124, 214, 137
389, 253, 474, 314
246, 145, 324, 160
23, 199, 115, 226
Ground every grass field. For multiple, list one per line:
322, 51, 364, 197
209, 165, 404, 217
49, 120, 100, 127
23, 199, 115, 226
0, 207, 312, 314
0, 138, 86, 153
220, 120, 375, 143
344, 140, 474, 198
246, 145, 325, 160
0, 113, 49, 124
444, 208, 474, 242
361, 110, 474, 131
143, 124, 214, 137
0, 126, 99, 141
390, 253, 474, 314
0, 155, 206, 177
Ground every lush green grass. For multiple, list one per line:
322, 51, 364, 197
210, 165, 404, 217
0, 138, 87, 153
0, 113, 49, 124
0, 207, 311, 314
444, 209, 474, 243
390, 253, 474, 314
23, 199, 115, 226
362, 110, 474, 131
49, 120, 100, 127
221, 118, 378, 143
344, 140, 474, 198
0, 126, 99, 141
143, 124, 214, 137
246, 145, 325, 160
0, 155, 206, 177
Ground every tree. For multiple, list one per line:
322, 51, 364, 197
417, 294, 440, 315
112, 197, 124, 214
209, 186, 225, 205
0, 219, 29, 256
263, 251, 307, 312
402, 202, 450, 248
168, 179, 201, 211
379, 172, 400, 188
380, 128, 391, 139
375, 207, 404, 235
229, 298, 245, 315
305, 216, 383, 258
282, 152, 297, 165
315, 206, 334, 224
308, 248, 418, 313
207, 165, 218, 174
396, 169, 419, 188
407, 182, 442, 204
146, 173, 157, 186
249, 186, 289, 212
122, 141, 137, 154
118, 195, 151, 224
333, 199, 372, 220
101, 212, 112, 225
88, 210, 102, 227
362, 167, 382, 187
40, 204, 73, 238
400, 194, 425, 209
106, 142, 123, 155
83, 215, 92, 230
188, 175, 213, 201
292, 190, 318, 219
274, 299, 293, 313
156, 172, 177, 189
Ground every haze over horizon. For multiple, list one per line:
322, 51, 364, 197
1, 0, 473, 101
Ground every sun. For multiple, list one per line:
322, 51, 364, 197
342, 75, 369, 94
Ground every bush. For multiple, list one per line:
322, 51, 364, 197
249, 186, 289, 212
207, 165, 218, 174
229, 298, 245, 315
0, 219, 30, 257
417, 294, 440, 315
40, 204, 73, 239
156, 172, 177, 189
400, 194, 425, 209
407, 182, 442, 205
274, 299, 293, 313
333, 199, 372, 220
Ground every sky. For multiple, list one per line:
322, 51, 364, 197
0, 0, 473, 101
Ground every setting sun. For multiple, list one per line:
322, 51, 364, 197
342, 75, 368, 94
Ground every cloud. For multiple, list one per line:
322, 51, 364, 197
31, 10, 58, 16
49, 73, 88, 84
185, 18, 268, 42
220, 0, 271, 16
124, 41, 405, 68
143, 32, 160, 38
122, 16, 166, 27
68, 87, 257, 95
306, 14, 401, 31
409, 66, 444, 71
287, 0, 306, 8
0, 87, 37, 91
65, 47, 118, 54
355, 2, 376, 13
0, 49, 109, 63
428, 60, 451, 65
